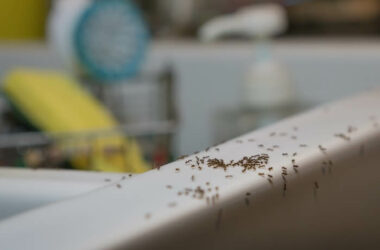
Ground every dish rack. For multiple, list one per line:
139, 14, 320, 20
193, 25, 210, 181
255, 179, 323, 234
0, 67, 178, 171
0, 120, 177, 170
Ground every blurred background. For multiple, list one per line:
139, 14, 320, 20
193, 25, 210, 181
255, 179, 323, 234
1, 0, 380, 173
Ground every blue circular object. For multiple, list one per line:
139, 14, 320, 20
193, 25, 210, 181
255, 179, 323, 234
74, 0, 149, 81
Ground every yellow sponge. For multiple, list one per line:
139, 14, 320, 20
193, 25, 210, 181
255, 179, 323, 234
3, 69, 149, 173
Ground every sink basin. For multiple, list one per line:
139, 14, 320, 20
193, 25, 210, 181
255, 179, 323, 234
0, 90, 379, 249
0, 168, 124, 221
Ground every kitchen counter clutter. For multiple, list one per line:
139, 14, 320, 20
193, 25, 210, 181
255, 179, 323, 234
0, 89, 380, 249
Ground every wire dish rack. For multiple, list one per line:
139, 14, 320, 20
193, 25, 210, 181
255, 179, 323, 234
0, 120, 177, 170
0, 65, 178, 171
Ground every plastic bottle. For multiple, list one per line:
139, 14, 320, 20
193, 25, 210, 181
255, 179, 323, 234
199, 4, 299, 141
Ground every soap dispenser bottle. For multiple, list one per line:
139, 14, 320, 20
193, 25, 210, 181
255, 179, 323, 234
200, 4, 300, 142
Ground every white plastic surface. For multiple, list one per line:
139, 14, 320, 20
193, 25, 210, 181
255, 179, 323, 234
48, 0, 90, 74
1, 90, 380, 249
